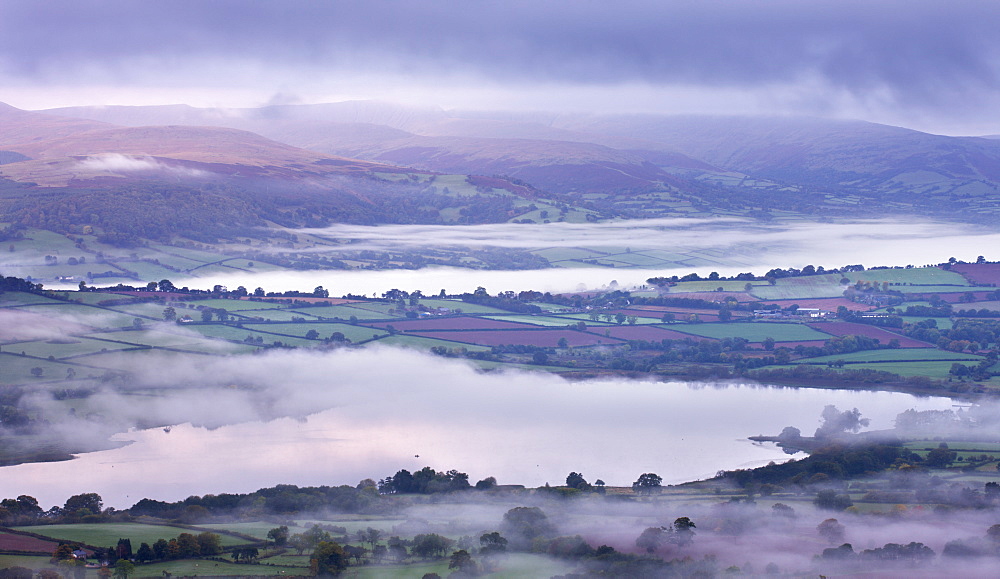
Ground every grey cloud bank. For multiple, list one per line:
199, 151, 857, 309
1, 1, 999, 133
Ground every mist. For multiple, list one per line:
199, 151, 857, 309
131, 217, 1000, 295
0, 345, 953, 509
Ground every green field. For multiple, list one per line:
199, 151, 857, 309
0, 353, 80, 383
240, 322, 387, 343
417, 299, 513, 315
669, 322, 831, 342
747, 274, 847, 300
133, 559, 305, 577
2, 337, 136, 359
794, 348, 982, 364
374, 334, 492, 351
15, 304, 140, 329
481, 314, 584, 327
182, 299, 287, 311
237, 309, 323, 321
896, 285, 983, 294
831, 360, 977, 378
846, 267, 971, 286
10, 523, 247, 548
293, 305, 391, 320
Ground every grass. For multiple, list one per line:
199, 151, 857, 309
417, 299, 513, 315
845, 267, 971, 286
15, 304, 140, 329
2, 337, 136, 359
897, 285, 986, 294
240, 322, 388, 342
793, 348, 982, 364
0, 292, 74, 306
669, 322, 831, 342
481, 314, 585, 327
292, 305, 392, 320
181, 299, 287, 311
10, 523, 247, 548
132, 559, 306, 577
374, 334, 492, 351
747, 274, 847, 300
0, 352, 80, 384
829, 360, 977, 378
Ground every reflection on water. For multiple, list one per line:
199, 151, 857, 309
3, 377, 952, 509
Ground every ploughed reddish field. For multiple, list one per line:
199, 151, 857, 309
411, 329, 626, 347
949, 263, 1000, 285
0, 531, 60, 553
807, 322, 931, 348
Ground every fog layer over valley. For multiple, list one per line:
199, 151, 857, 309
0, 346, 952, 509
118, 217, 1000, 295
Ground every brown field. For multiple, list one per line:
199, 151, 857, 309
950, 263, 1000, 285
807, 322, 931, 348
0, 531, 61, 553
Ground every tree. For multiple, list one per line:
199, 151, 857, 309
411, 534, 454, 559
532, 351, 549, 365
632, 473, 662, 494
500, 507, 554, 549
310, 541, 348, 576
267, 526, 289, 546
359, 528, 381, 551
814, 405, 869, 439
817, 518, 846, 544
175, 533, 200, 558
479, 532, 507, 560
52, 543, 76, 562
196, 532, 222, 556
475, 476, 497, 490
305, 329, 319, 340
112, 560, 134, 579
448, 549, 478, 576
135, 543, 153, 563
635, 527, 667, 553
162, 307, 176, 321
152, 539, 168, 560
926, 444, 958, 468
670, 517, 696, 547
565, 472, 589, 489
64, 493, 102, 517
30, 367, 42, 378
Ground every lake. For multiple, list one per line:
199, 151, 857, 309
0, 345, 954, 509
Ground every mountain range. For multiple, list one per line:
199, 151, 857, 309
1, 99, 998, 246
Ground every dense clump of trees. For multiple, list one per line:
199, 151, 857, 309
720, 442, 916, 489
377, 466, 483, 494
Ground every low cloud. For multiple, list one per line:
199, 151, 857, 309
77, 154, 209, 178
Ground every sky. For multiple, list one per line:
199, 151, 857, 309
1, 1, 1000, 135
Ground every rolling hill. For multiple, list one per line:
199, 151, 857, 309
47, 100, 1000, 221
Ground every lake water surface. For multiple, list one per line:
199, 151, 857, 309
2, 358, 953, 509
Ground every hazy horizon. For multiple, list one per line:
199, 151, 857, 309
3, 1, 1000, 136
